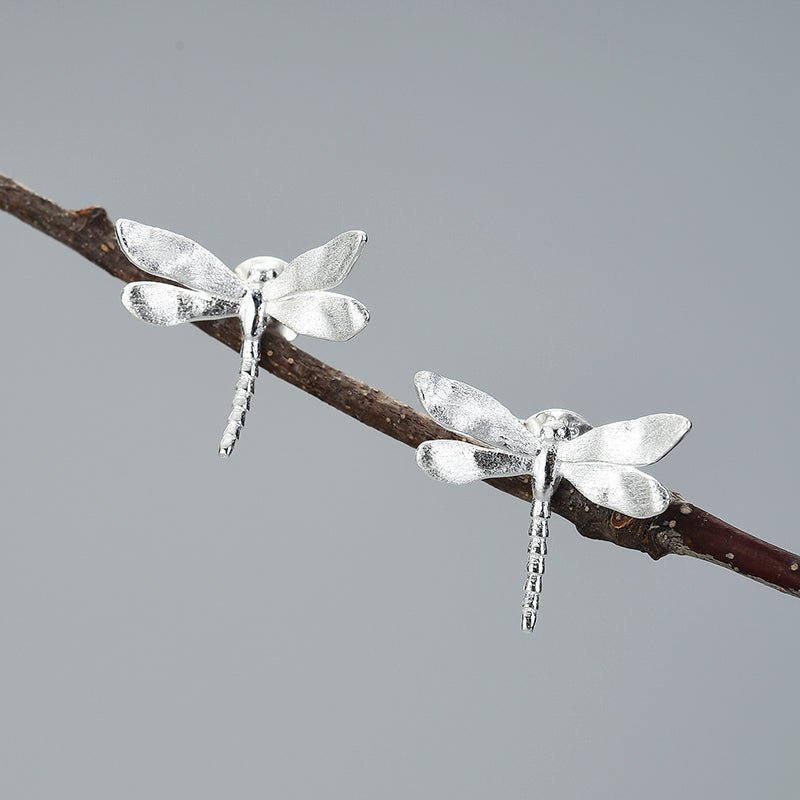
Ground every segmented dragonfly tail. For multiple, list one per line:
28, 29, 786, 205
219, 336, 261, 458
521, 499, 549, 631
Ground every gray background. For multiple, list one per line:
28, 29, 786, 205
1, 2, 798, 797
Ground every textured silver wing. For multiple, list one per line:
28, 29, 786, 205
116, 219, 247, 301
414, 372, 539, 455
558, 414, 691, 466
121, 282, 241, 326
417, 440, 533, 484
264, 291, 369, 341
561, 461, 670, 518
263, 230, 367, 299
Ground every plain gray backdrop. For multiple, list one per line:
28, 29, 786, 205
1, 2, 798, 797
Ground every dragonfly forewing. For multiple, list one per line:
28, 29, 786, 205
560, 461, 670, 518
116, 220, 247, 301
558, 414, 691, 466
122, 282, 241, 326
414, 372, 539, 455
417, 440, 533, 484
264, 230, 367, 299
265, 291, 369, 341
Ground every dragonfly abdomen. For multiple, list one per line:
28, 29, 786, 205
219, 336, 260, 458
522, 499, 549, 631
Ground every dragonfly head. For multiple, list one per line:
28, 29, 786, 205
524, 409, 592, 443
235, 256, 287, 286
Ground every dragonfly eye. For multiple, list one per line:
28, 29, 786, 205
235, 256, 287, 284
250, 266, 283, 283
540, 422, 564, 441
526, 409, 593, 441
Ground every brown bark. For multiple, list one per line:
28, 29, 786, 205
2, 174, 798, 599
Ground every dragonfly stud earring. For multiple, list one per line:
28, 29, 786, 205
116, 220, 370, 457
413, 371, 691, 632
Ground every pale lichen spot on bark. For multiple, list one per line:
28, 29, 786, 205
725, 552, 735, 560
679, 504, 692, 515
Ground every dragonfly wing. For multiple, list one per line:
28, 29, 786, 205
561, 462, 670, 518
264, 230, 367, 299
122, 282, 240, 326
264, 291, 369, 341
116, 219, 247, 300
558, 414, 691, 466
417, 440, 533, 484
414, 371, 539, 455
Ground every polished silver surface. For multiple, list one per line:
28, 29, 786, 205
219, 336, 260, 458
414, 372, 691, 632
117, 221, 370, 457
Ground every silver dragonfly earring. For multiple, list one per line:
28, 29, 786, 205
116, 220, 370, 457
413, 371, 691, 632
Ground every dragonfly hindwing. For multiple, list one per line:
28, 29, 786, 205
122, 282, 241, 326
417, 440, 533, 484
560, 461, 671, 518
264, 291, 369, 341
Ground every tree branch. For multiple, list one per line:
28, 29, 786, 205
2, 174, 798, 599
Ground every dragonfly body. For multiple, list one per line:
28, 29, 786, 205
521, 409, 592, 630
238, 258, 282, 338
414, 372, 691, 632
218, 257, 285, 457
116, 221, 369, 456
